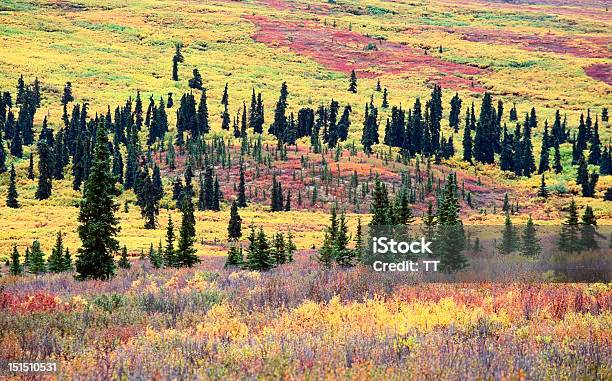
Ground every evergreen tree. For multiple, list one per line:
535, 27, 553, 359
115, 245, 129, 269
449, 93, 462, 132
502, 193, 510, 213
381, 88, 388, 109
361, 102, 379, 154
188, 68, 203, 90
0, 130, 6, 174
604, 187, 612, 202
269, 82, 289, 141
28, 240, 46, 275
75, 125, 120, 281
600, 145, 611, 175
16, 74, 25, 105
172, 43, 184, 81
61, 81, 74, 106
369, 176, 391, 226
436, 173, 468, 273
228, 200, 242, 240
521, 113, 536, 177
473, 93, 496, 164
500, 125, 513, 171
553, 142, 563, 174
197, 89, 210, 135
509, 103, 517, 122
462, 110, 472, 163
6, 164, 19, 208
348, 69, 357, 93
149, 242, 163, 269
537, 123, 550, 174
176, 192, 199, 267
602, 107, 608, 122
580, 205, 598, 250
520, 216, 541, 257
354, 217, 364, 260
27, 152, 34, 179
272, 232, 287, 264
164, 215, 176, 268
557, 200, 582, 254
47, 231, 65, 273
245, 226, 274, 271
62, 248, 72, 272
9, 245, 22, 275
135, 167, 162, 229
225, 246, 243, 268
576, 113, 588, 152
537, 174, 549, 198
10, 121, 23, 158
588, 118, 601, 165
334, 211, 354, 266
35, 139, 54, 200
498, 212, 519, 255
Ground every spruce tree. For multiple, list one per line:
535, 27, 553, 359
228, 200, 242, 240
27, 152, 34, 179
462, 110, 472, 163
35, 139, 54, 200
61, 81, 74, 106
537, 174, 549, 198
188, 68, 203, 90
164, 215, 176, 267
334, 211, 354, 266
588, 118, 601, 165
149, 242, 163, 269
381, 88, 388, 109
28, 240, 46, 275
62, 248, 72, 272
369, 176, 391, 226
557, 200, 582, 254
48, 230, 65, 273
237, 164, 247, 207
225, 246, 243, 268
361, 102, 379, 154
272, 232, 287, 264
0, 131, 6, 174
521, 114, 535, 177
553, 142, 563, 174
9, 244, 22, 275
580, 205, 598, 250
449, 93, 462, 132
498, 212, 519, 255
176, 192, 199, 267
75, 125, 120, 281
118, 245, 131, 269
172, 43, 183, 81
348, 69, 357, 93
520, 216, 541, 257
537, 124, 550, 174
436, 173, 468, 272
10, 122, 23, 158
245, 226, 273, 271
6, 164, 19, 208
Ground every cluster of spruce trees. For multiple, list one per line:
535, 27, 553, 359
225, 225, 296, 271
6, 231, 71, 276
